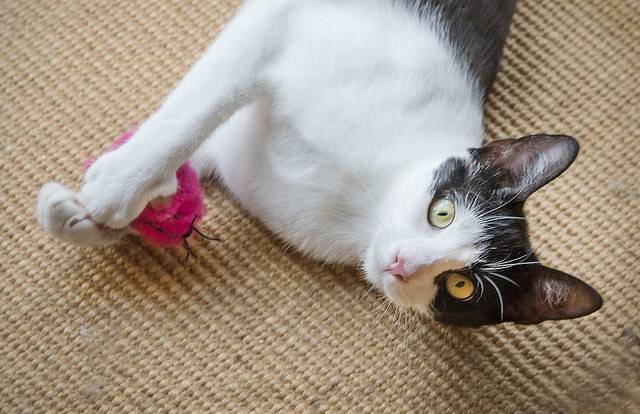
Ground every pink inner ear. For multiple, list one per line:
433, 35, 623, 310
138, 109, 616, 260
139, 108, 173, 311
85, 130, 207, 247
506, 266, 603, 324
477, 134, 579, 201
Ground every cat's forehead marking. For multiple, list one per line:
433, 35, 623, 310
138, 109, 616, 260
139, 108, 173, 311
427, 154, 538, 326
430, 155, 498, 203
430, 154, 531, 253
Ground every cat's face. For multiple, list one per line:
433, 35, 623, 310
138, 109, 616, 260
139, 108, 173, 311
363, 134, 602, 326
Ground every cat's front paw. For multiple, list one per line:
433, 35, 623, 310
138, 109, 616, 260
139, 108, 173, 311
37, 182, 125, 246
80, 149, 178, 229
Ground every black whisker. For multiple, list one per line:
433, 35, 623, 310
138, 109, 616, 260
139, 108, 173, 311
181, 237, 196, 264
178, 215, 222, 264
191, 226, 221, 241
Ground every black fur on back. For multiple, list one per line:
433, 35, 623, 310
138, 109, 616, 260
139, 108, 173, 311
407, 0, 518, 97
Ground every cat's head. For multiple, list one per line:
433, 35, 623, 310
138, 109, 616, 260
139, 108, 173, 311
363, 134, 602, 327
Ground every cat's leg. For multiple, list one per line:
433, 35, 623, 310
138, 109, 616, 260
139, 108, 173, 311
37, 1, 293, 245
187, 98, 277, 222
189, 99, 271, 184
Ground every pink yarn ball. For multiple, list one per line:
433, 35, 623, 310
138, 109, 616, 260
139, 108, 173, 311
86, 130, 206, 247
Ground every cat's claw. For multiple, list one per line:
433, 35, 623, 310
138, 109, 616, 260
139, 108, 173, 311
36, 182, 126, 246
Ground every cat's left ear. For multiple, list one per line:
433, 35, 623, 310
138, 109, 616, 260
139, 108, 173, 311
505, 265, 603, 324
474, 134, 579, 201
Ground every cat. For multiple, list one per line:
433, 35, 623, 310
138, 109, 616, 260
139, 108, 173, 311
37, 0, 602, 327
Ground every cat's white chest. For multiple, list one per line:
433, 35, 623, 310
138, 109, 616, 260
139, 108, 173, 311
204, 1, 483, 263
269, 2, 481, 165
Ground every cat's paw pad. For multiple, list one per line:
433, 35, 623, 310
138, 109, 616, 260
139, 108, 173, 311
81, 150, 178, 229
37, 182, 125, 246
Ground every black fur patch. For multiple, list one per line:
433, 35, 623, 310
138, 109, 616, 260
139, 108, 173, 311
405, 0, 518, 96
429, 155, 535, 327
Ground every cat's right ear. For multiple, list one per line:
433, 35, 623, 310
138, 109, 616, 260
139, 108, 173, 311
504, 265, 603, 324
473, 134, 579, 201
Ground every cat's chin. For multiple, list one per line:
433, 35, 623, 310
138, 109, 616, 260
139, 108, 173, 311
379, 271, 434, 310
363, 249, 424, 312
382, 278, 435, 315
386, 261, 467, 313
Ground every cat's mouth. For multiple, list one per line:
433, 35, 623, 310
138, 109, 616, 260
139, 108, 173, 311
381, 259, 466, 311
384, 257, 466, 282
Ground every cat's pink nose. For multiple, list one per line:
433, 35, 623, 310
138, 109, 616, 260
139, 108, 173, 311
385, 255, 410, 281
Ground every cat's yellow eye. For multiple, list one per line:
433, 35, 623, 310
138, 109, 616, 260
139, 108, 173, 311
428, 198, 455, 228
446, 273, 475, 301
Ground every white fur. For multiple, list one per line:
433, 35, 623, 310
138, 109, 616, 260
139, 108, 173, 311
37, 0, 486, 312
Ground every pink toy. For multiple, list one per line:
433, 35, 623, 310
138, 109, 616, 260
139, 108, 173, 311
86, 131, 217, 257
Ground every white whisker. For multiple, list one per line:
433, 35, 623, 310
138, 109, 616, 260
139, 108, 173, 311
480, 260, 540, 271
473, 273, 485, 303
487, 271, 520, 288
476, 249, 538, 272
477, 187, 525, 219
379, 298, 394, 322
481, 215, 526, 223
485, 275, 504, 322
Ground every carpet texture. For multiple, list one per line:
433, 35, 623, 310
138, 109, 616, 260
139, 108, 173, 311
1, 1, 639, 412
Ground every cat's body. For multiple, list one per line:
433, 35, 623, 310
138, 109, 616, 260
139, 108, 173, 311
193, 1, 485, 265
37, 0, 602, 326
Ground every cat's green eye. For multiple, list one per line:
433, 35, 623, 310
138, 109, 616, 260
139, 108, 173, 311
428, 198, 455, 228
446, 273, 475, 301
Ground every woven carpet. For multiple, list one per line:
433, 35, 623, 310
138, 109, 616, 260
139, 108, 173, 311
1, 0, 639, 412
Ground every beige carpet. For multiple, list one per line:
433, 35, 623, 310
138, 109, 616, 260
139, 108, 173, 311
2, 0, 639, 412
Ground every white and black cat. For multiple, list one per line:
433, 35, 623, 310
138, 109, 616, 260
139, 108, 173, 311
37, 0, 602, 327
